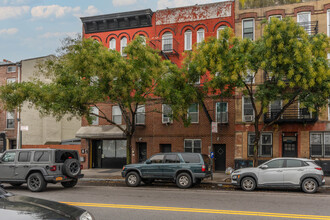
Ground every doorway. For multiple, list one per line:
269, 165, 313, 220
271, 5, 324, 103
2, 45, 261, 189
137, 142, 147, 162
282, 136, 297, 157
92, 140, 102, 168
214, 144, 226, 171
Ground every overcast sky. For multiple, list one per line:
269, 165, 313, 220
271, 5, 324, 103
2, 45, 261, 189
0, 0, 226, 63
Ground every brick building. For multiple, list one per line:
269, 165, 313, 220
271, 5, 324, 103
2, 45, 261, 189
234, 0, 330, 173
79, 1, 236, 169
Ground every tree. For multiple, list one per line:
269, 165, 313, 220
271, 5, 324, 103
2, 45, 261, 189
0, 36, 174, 164
162, 17, 330, 166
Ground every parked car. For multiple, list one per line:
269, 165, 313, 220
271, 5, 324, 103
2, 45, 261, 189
0, 185, 94, 219
0, 149, 84, 192
122, 152, 212, 188
231, 158, 325, 193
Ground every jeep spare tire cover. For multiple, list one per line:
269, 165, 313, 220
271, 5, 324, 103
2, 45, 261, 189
63, 158, 80, 178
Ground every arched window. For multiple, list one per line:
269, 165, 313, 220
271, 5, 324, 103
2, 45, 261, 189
109, 38, 116, 50
162, 32, 173, 52
184, 30, 192, 51
217, 25, 227, 39
120, 37, 127, 56
197, 28, 205, 44
139, 35, 146, 45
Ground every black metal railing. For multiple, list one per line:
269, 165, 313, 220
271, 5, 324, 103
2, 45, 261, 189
264, 108, 317, 123
297, 21, 318, 35
149, 38, 179, 56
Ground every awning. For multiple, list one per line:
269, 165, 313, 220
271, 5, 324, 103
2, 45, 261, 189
75, 125, 126, 139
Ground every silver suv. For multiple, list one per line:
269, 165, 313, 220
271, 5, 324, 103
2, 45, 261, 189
231, 158, 325, 193
0, 149, 84, 192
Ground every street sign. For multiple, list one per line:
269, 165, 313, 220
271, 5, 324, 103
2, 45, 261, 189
21, 126, 28, 131
211, 122, 218, 133
210, 152, 214, 159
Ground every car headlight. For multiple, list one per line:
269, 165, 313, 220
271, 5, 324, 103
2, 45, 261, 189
232, 175, 240, 180
80, 211, 94, 220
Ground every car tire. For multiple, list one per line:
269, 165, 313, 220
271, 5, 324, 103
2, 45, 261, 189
27, 173, 47, 192
302, 178, 318, 193
63, 159, 80, 178
142, 178, 154, 185
241, 177, 256, 191
61, 179, 78, 188
176, 173, 192, 189
125, 172, 141, 187
10, 183, 23, 187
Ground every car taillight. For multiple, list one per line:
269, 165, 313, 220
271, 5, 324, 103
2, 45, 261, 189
202, 165, 206, 172
50, 165, 57, 171
315, 167, 322, 171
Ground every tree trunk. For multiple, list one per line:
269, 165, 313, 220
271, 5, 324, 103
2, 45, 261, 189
253, 128, 261, 167
126, 135, 132, 164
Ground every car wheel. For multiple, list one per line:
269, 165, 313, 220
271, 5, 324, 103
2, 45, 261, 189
176, 173, 192, 189
63, 159, 80, 178
142, 179, 154, 185
27, 173, 47, 192
61, 179, 78, 188
10, 183, 23, 187
125, 172, 141, 187
241, 177, 256, 191
302, 178, 318, 193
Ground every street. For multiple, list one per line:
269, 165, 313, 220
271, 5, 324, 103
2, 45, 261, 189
4, 183, 330, 220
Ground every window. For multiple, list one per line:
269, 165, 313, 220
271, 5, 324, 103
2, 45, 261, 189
6, 111, 14, 129
188, 103, 199, 123
328, 99, 330, 121
120, 37, 127, 56
109, 38, 116, 50
140, 35, 146, 45
184, 30, 192, 51
7, 66, 16, 73
1, 152, 16, 162
217, 25, 227, 39
136, 105, 145, 125
149, 154, 164, 163
328, 10, 330, 36
270, 100, 282, 118
297, 12, 311, 35
164, 154, 180, 163
90, 76, 99, 86
34, 151, 50, 162
162, 104, 173, 124
265, 159, 284, 168
242, 97, 254, 122
242, 19, 254, 40
181, 153, 201, 163
197, 28, 205, 44
90, 107, 99, 125
162, 32, 173, 52
268, 15, 282, 21
102, 140, 127, 158
248, 133, 273, 157
184, 139, 201, 153
18, 152, 31, 162
244, 69, 255, 83
216, 102, 228, 123
112, 106, 122, 124
286, 159, 304, 168
310, 132, 330, 157
7, 78, 16, 84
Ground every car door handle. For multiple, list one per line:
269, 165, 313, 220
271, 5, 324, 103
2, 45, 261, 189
297, 169, 304, 171
23, 165, 29, 168
9, 165, 15, 168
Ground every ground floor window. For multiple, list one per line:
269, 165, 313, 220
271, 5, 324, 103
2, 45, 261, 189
248, 133, 272, 157
102, 140, 127, 158
310, 132, 330, 157
184, 139, 201, 153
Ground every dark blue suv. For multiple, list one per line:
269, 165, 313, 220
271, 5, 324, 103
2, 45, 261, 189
122, 152, 212, 188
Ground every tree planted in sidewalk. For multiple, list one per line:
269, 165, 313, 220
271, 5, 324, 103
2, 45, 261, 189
0, 36, 175, 164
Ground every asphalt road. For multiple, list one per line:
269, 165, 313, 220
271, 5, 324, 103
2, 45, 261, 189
4, 183, 330, 220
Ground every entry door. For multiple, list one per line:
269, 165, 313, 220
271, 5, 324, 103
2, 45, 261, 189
137, 142, 147, 162
214, 144, 226, 171
92, 140, 102, 168
282, 136, 297, 157
0, 151, 16, 180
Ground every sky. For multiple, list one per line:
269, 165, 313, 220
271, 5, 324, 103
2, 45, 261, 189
0, 0, 225, 63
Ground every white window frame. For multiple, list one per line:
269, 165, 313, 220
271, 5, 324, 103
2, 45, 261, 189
120, 37, 127, 56
7, 66, 16, 73
184, 139, 202, 153
268, 15, 282, 21
112, 106, 122, 124
135, 105, 145, 125
242, 18, 255, 40
197, 28, 205, 44
184, 30, 192, 51
6, 111, 15, 129
90, 107, 99, 125
109, 38, 116, 50
310, 132, 330, 158
139, 35, 146, 45
242, 96, 254, 122
216, 102, 228, 123
248, 133, 273, 157
162, 32, 173, 52
162, 104, 173, 124
187, 103, 199, 124
217, 25, 227, 39
297, 12, 311, 35
244, 69, 255, 84
7, 78, 16, 84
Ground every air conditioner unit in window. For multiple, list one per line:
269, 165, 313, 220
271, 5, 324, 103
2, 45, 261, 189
163, 117, 171, 124
244, 115, 253, 122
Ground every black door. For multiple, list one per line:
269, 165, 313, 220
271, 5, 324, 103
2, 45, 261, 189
92, 140, 102, 168
160, 144, 171, 153
137, 142, 147, 162
214, 144, 226, 171
282, 136, 297, 157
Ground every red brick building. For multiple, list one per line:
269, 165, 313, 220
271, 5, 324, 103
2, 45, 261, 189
79, 1, 236, 170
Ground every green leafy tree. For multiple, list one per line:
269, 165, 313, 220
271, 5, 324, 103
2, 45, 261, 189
162, 17, 330, 166
0, 36, 174, 164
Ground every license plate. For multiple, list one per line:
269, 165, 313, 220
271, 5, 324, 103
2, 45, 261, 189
208, 167, 211, 171
56, 177, 63, 181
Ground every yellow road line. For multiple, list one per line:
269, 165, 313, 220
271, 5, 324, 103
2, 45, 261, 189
61, 202, 330, 219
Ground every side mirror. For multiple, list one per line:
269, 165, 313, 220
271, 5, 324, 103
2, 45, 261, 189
145, 160, 151, 164
260, 165, 268, 169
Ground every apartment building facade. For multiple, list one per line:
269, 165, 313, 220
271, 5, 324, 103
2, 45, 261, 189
234, 0, 330, 173
79, 1, 236, 169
